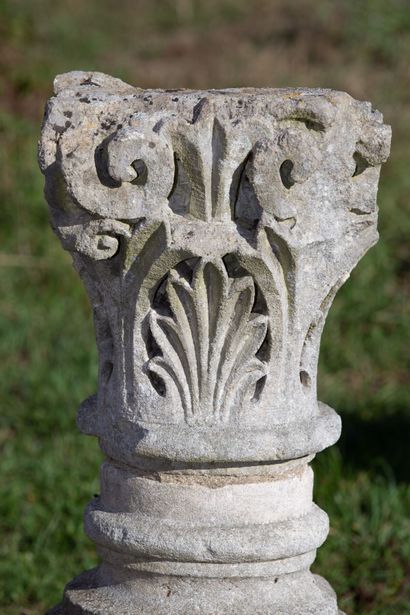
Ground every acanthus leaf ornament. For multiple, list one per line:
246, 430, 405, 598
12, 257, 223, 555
147, 258, 268, 422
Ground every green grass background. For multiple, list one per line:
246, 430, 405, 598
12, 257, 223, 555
0, 1, 409, 613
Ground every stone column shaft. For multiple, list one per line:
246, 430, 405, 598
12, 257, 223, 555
39, 71, 391, 615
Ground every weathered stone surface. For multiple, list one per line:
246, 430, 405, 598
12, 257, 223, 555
39, 71, 390, 614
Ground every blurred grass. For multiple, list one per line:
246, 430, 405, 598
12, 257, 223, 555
0, 1, 409, 613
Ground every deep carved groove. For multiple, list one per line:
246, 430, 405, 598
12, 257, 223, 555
94, 136, 121, 188
299, 370, 311, 388
252, 375, 267, 401
131, 159, 148, 185
231, 154, 262, 240
280, 159, 295, 189
352, 151, 370, 177
168, 154, 191, 215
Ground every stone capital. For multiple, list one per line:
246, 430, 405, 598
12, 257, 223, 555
40, 71, 391, 615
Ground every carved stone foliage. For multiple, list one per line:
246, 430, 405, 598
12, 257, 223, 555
147, 258, 268, 422
40, 71, 391, 463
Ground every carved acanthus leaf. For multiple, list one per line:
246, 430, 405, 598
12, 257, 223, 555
147, 259, 268, 422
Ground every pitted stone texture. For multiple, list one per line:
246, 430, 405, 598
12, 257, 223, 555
39, 72, 390, 615
55, 569, 341, 615
83, 458, 329, 576
39, 72, 391, 463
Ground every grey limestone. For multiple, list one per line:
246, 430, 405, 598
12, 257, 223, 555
39, 71, 391, 614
